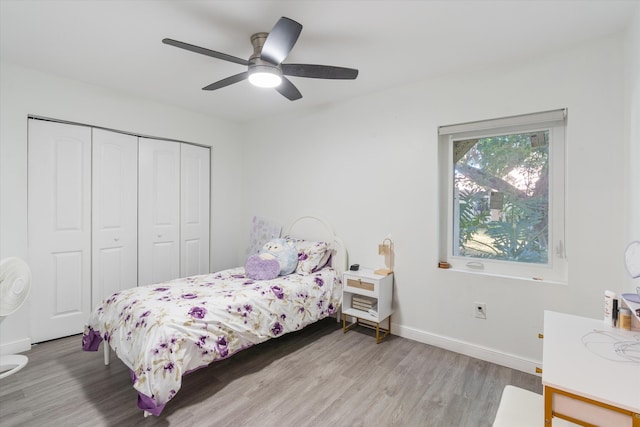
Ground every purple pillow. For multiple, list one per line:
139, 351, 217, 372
245, 255, 280, 280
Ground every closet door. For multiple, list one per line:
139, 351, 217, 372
181, 144, 210, 277
138, 138, 180, 286
92, 129, 138, 307
28, 119, 92, 342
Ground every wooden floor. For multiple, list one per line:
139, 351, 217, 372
0, 319, 541, 427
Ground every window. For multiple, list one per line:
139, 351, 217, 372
438, 109, 567, 282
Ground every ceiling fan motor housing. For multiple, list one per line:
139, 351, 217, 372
162, 17, 358, 99
248, 32, 283, 86
249, 32, 269, 61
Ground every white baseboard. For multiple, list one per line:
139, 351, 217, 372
393, 323, 541, 375
0, 338, 31, 356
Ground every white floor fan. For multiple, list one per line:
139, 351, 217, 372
0, 257, 31, 379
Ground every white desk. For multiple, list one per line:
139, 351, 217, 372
542, 311, 640, 426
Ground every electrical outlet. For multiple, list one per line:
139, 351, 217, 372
474, 302, 487, 319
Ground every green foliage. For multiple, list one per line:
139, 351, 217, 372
457, 189, 489, 246
454, 131, 549, 264
485, 196, 548, 263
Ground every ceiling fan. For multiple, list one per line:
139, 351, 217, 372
162, 16, 358, 101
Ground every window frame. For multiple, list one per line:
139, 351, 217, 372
438, 110, 567, 283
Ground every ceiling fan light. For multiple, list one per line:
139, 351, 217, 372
248, 64, 282, 88
249, 72, 282, 88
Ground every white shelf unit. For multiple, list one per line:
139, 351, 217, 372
342, 268, 393, 343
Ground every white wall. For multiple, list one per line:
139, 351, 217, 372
2, 13, 637, 372
0, 62, 245, 354
625, 5, 640, 292
243, 34, 629, 372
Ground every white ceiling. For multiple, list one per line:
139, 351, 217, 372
1, 0, 637, 123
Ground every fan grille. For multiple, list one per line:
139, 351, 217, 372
0, 257, 32, 317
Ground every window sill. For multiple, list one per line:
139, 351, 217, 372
438, 267, 567, 286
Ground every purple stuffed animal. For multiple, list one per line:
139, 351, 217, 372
245, 254, 280, 280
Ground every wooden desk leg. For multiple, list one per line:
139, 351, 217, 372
544, 384, 637, 426
544, 386, 553, 425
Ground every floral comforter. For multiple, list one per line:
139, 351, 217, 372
82, 266, 341, 415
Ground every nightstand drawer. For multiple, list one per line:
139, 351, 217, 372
346, 278, 375, 292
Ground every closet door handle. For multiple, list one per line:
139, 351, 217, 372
114, 237, 120, 242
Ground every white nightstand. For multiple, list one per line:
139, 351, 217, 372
342, 268, 394, 343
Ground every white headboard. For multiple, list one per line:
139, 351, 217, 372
286, 215, 348, 277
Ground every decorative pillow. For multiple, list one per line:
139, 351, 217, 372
245, 255, 280, 280
259, 238, 298, 276
289, 238, 332, 274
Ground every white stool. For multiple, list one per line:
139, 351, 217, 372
493, 385, 577, 427
0, 354, 28, 379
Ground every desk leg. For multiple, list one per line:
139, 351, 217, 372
544, 386, 552, 426
544, 385, 637, 427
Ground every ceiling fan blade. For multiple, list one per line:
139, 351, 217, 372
202, 72, 249, 91
261, 17, 303, 65
163, 38, 249, 66
275, 77, 302, 101
282, 64, 359, 80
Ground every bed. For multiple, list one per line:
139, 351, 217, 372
82, 216, 347, 416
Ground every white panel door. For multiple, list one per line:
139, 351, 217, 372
28, 119, 92, 342
92, 129, 138, 307
180, 144, 210, 277
138, 138, 180, 286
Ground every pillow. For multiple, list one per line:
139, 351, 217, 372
245, 255, 280, 280
288, 238, 332, 274
259, 238, 298, 276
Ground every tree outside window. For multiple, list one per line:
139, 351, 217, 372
439, 109, 566, 282
453, 131, 549, 264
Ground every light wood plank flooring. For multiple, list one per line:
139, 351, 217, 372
0, 319, 541, 426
